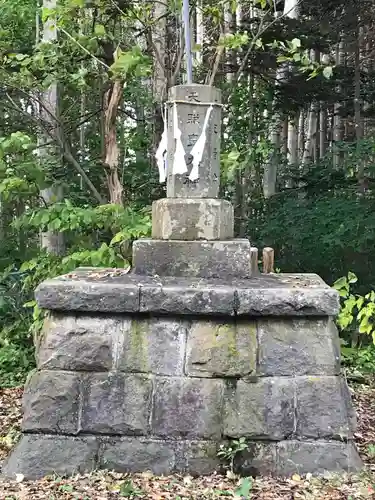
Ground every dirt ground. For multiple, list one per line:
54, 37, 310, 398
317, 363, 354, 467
0, 383, 374, 499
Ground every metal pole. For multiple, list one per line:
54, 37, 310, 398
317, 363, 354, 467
182, 0, 193, 84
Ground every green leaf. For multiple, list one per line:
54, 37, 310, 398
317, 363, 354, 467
323, 66, 333, 79
235, 477, 253, 497
94, 24, 106, 36
290, 38, 301, 51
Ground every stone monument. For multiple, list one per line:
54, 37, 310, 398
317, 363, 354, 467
2, 85, 362, 480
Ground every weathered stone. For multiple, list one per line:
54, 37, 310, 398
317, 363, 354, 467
140, 280, 235, 315
175, 441, 222, 475
186, 320, 257, 377
257, 318, 341, 376
295, 376, 353, 439
81, 373, 152, 435
119, 318, 187, 375
99, 437, 175, 475
152, 198, 233, 240
133, 239, 251, 278
166, 85, 221, 198
234, 442, 277, 476
36, 277, 139, 312
235, 285, 339, 316
22, 371, 80, 434
276, 440, 362, 476
153, 377, 223, 439
1, 434, 99, 480
223, 378, 294, 439
37, 314, 121, 371
35, 271, 339, 317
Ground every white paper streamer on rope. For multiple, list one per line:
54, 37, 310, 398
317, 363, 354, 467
155, 107, 167, 183
172, 103, 188, 175
189, 105, 213, 181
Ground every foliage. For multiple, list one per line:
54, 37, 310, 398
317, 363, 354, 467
0, 272, 34, 387
217, 437, 248, 473
333, 272, 375, 344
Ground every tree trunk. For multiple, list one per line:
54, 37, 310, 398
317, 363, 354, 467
319, 105, 327, 158
151, 0, 167, 166
333, 39, 345, 167
263, 0, 299, 198
354, 23, 365, 192
39, 0, 65, 255
103, 80, 124, 205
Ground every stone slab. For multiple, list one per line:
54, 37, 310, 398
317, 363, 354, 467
152, 198, 233, 240
235, 285, 339, 316
175, 441, 222, 475
35, 277, 139, 312
257, 318, 341, 376
119, 318, 187, 375
22, 370, 80, 434
152, 377, 224, 439
295, 376, 354, 439
37, 313, 121, 371
1, 434, 99, 480
223, 378, 295, 440
276, 440, 362, 476
35, 270, 339, 316
140, 281, 235, 315
99, 437, 175, 475
132, 239, 251, 278
185, 319, 257, 377
166, 85, 221, 198
81, 373, 152, 435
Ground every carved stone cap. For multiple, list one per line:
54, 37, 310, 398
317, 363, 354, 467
35, 268, 339, 317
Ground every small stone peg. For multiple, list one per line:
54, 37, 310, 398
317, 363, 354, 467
262, 247, 274, 274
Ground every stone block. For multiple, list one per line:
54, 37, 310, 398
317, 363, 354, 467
153, 377, 223, 439
133, 239, 251, 279
37, 313, 121, 371
99, 437, 175, 475
234, 442, 277, 476
166, 85, 221, 198
223, 378, 294, 439
119, 318, 187, 375
185, 319, 257, 377
175, 441, 222, 475
276, 440, 362, 476
81, 373, 152, 435
140, 279, 235, 315
1, 434, 99, 480
152, 198, 233, 240
257, 318, 341, 376
235, 283, 339, 316
22, 371, 80, 434
36, 277, 139, 312
295, 376, 353, 439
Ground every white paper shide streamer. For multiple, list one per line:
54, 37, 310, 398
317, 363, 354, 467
189, 105, 213, 181
172, 103, 188, 175
155, 118, 167, 183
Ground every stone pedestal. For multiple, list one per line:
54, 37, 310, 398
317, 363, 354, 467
2, 272, 362, 479
1, 84, 362, 479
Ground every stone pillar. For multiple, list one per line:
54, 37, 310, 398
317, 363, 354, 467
133, 84, 251, 279
166, 84, 221, 198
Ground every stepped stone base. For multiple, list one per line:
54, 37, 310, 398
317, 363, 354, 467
1, 270, 362, 480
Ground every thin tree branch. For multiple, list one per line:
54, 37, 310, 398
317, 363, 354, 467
235, 0, 303, 81
4, 92, 105, 205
